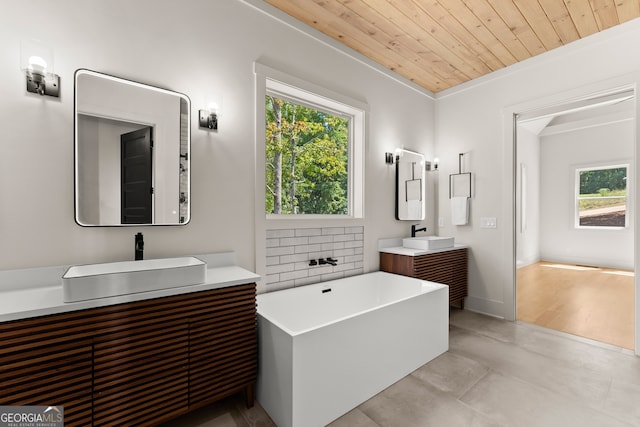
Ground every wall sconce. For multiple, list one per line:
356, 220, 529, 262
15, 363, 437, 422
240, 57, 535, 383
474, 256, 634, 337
385, 152, 394, 164
433, 157, 440, 171
21, 40, 59, 97
199, 101, 219, 131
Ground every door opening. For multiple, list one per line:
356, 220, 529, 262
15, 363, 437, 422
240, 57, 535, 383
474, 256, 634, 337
514, 89, 635, 350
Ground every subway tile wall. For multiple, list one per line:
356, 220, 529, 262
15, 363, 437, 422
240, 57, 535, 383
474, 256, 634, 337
266, 226, 364, 291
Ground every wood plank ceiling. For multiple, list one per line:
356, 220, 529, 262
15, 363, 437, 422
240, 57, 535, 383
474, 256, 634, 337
264, 0, 640, 93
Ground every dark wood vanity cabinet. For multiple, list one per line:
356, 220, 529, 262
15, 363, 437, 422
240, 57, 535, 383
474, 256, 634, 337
0, 331, 93, 426
188, 284, 258, 409
0, 283, 257, 427
380, 248, 468, 308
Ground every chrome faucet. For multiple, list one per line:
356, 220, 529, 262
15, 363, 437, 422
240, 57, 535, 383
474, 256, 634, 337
135, 232, 144, 260
411, 224, 427, 237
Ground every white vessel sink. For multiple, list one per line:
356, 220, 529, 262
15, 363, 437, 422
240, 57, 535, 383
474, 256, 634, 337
62, 257, 206, 302
403, 236, 455, 250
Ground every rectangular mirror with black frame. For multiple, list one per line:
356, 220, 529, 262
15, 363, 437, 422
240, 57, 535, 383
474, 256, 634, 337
395, 149, 426, 221
74, 69, 190, 226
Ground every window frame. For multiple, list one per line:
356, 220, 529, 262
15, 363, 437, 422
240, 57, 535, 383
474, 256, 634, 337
255, 63, 366, 220
574, 163, 629, 229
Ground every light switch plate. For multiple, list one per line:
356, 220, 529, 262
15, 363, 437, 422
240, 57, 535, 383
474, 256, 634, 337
480, 217, 497, 228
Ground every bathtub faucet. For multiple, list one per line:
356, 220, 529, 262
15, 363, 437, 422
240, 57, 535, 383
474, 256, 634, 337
411, 224, 427, 237
319, 257, 338, 266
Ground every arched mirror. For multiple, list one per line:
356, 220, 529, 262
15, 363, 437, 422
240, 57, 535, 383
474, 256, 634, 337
74, 69, 190, 226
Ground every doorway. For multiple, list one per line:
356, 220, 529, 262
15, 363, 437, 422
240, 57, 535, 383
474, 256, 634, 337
514, 88, 636, 350
121, 126, 153, 224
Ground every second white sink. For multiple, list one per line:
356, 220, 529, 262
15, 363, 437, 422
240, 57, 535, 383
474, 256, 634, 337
62, 257, 206, 302
403, 236, 455, 250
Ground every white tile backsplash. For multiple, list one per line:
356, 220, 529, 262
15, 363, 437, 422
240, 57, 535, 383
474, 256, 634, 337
265, 246, 295, 257
265, 263, 295, 275
322, 227, 345, 235
295, 228, 322, 237
265, 226, 364, 290
309, 235, 334, 244
266, 229, 295, 238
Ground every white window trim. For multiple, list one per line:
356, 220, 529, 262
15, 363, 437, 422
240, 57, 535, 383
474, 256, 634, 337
575, 163, 629, 229
255, 62, 367, 221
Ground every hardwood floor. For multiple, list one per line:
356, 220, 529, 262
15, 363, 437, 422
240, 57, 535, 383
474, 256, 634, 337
517, 261, 635, 349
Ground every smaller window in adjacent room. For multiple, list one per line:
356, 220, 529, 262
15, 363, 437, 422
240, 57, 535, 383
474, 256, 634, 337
576, 164, 628, 228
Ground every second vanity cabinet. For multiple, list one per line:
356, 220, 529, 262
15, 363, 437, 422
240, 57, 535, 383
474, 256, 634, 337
380, 247, 468, 308
0, 282, 257, 427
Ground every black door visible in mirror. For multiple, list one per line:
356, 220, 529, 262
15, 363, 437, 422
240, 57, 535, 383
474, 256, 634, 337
121, 127, 153, 224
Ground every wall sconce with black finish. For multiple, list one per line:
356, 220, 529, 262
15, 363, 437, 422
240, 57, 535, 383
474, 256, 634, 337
385, 152, 394, 164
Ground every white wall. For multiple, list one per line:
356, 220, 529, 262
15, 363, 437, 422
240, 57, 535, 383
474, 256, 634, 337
0, 0, 434, 274
516, 127, 540, 267
436, 18, 640, 319
539, 120, 634, 269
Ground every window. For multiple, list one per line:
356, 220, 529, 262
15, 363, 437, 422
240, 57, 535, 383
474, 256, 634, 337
257, 64, 365, 218
576, 165, 628, 228
265, 95, 349, 215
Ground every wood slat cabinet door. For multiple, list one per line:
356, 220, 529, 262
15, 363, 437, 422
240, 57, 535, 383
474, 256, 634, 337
413, 249, 468, 307
380, 248, 468, 307
93, 319, 189, 426
0, 314, 93, 427
189, 283, 257, 409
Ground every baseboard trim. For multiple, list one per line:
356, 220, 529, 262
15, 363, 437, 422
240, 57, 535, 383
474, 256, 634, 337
464, 296, 506, 319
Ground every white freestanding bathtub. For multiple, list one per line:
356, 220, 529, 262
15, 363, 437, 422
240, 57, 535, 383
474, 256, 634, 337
256, 271, 449, 427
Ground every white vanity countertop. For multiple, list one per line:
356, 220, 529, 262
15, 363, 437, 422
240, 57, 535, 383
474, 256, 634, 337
379, 243, 468, 256
0, 253, 260, 323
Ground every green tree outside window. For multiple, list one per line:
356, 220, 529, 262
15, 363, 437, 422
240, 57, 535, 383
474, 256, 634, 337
265, 95, 349, 215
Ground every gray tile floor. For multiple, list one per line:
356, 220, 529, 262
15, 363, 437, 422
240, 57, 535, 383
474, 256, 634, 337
164, 309, 640, 426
